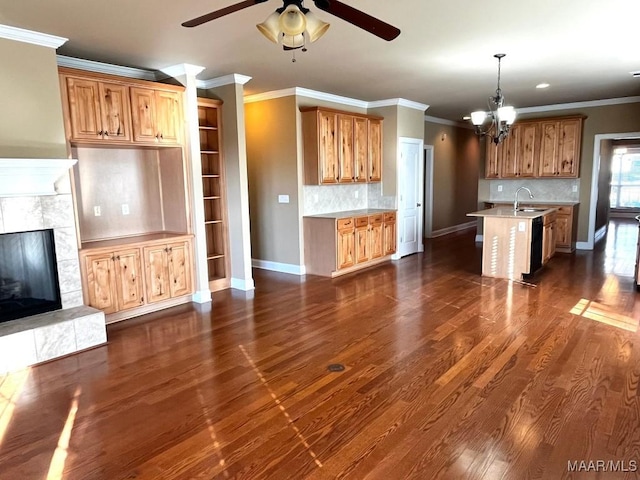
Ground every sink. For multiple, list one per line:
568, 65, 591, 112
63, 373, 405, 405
517, 207, 547, 212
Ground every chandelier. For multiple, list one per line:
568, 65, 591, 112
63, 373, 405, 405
257, 1, 330, 53
470, 54, 517, 145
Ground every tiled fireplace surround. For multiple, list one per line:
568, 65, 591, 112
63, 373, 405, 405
0, 179, 106, 374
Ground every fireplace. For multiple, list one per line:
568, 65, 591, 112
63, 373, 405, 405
0, 229, 62, 323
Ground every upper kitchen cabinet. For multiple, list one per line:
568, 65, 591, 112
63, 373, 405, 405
484, 115, 584, 179
63, 76, 132, 142
538, 117, 583, 177
302, 107, 383, 185
131, 87, 183, 145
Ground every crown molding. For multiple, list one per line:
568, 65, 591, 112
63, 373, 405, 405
198, 73, 253, 90
294, 87, 370, 108
369, 98, 430, 112
161, 63, 205, 79
57, 55, 159, 81
244, 88, 298, 104
516, 96, 640, 114
0, 24, 67, 49
424, 115, 473, 129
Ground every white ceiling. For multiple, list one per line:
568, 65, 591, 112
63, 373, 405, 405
1, 0, 639, 119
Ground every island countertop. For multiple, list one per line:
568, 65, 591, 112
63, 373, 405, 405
467, 207, 557, 219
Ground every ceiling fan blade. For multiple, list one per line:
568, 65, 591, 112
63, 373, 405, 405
312, 0, 400, 41
182, 0, 269, 28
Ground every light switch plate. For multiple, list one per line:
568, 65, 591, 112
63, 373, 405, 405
93, 206, 101, 217
121, 204, 130, 215
572, 185, 578, 192
278, 194, 290, 204
497, 185, 503, 192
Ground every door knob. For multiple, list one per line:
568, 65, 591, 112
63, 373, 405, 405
417, 203, 422, 207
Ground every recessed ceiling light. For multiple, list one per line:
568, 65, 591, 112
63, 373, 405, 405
462, 116, 471, 120
536, 83, 550, 89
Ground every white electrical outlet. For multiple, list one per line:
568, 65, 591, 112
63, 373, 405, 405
497, 185, 503, 192
518, 221, 526, 232
278, 194, 290, 204
121, 204, 130, 215
93, 206, 101, 217
313, 194, 319, 203
572, 185, 578, 192
354, 190, 359, 199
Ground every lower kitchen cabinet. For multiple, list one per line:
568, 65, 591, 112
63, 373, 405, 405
542, 211, 557, 264
80, 234, 194, 321
304, 210, 396, 277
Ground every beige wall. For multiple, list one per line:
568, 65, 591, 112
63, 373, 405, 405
424, 122, 480, 231
517, 102, 640, 241
245, 96, 301, 265
0, 38, 67, 158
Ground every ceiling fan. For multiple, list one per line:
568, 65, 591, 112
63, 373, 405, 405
182, 0, 401, 43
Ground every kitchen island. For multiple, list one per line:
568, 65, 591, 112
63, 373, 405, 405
468, 207, 557, 280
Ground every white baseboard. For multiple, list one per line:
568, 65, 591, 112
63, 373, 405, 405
192, 290, 212, 304
576, 241, 591, 250
251, 259, 306, 276
429, 221, 477, 238
231, 277, 255, 291
475, 234, 484, 243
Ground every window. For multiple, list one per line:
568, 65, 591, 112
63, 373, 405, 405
610, 149, 640, 209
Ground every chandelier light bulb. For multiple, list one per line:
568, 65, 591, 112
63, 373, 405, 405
471, 111, 487, 126
279, 4, 307, 36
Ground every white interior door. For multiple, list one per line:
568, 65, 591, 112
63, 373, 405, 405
398, 138, 424, 257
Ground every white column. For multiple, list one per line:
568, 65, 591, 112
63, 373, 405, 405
161, 63, 211, 303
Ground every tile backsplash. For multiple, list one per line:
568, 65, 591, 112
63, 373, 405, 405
303, 183, 397, 215
482, 178, 580, 203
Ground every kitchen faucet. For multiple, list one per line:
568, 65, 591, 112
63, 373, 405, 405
514, 186, 534, 211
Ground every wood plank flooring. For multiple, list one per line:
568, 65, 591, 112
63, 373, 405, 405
2, 220, 640, 479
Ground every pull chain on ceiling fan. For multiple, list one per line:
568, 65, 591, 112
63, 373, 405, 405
182, 0, 400, 54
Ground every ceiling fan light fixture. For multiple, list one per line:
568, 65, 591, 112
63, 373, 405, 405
256, 11, 282, 43
282, 33, 305, 49
279, 4, 307, 36
304, 10, 330, 43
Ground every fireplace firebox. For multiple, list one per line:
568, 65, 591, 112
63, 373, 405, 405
0, 229, 62, 323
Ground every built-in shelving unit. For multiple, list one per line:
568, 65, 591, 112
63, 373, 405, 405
198, 98, 230, 291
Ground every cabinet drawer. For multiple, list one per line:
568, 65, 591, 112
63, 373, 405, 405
543, 211, 557, 225
369, 214, 383, 224
337, 218, 354, 230
355, 216, 369, 228
556, 206, 572, 215
383, 212, 396, 222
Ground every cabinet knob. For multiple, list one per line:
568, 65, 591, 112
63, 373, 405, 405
104, 131, 109, 137
98, 130, 104, 136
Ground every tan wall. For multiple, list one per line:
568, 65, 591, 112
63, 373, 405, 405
0, 38, 67, 158
517, 102, 640, 241
424, 122, 480, 231
245, 96, 301, 265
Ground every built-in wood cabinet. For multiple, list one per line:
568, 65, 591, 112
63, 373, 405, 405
83, 248, 144, 315
64, 76, 132, 142
302, 107, 383, 185
198, 98, 230, 292
143, 240, 192, 303
80, 235, 194, 322
304, 210, 396, 277
130, 87, 182, 144
60, 67, 184, 147
542, 211, 557, 264
485, 115, 584, 179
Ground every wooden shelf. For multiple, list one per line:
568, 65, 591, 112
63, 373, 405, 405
199, 126, 218, 131
207, 254, 225, 260
203, 196, 221, 200
201, 150, 219, 154
202, 174, 220, 178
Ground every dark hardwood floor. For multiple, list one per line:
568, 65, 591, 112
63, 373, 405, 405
2, 220, 640, 479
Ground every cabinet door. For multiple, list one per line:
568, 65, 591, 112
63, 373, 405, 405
500, 125, 520, 178
155, 90, 182, 144
338, 115, 355, 183
555, 215, 570, 248
353, 117, 368, 182
337, 228, 355, 270
318, 111, 338, 184
65, 77, 103, 141
384, 221, 397, 255
130, 87, 158, 143
355, 225, 369, 264
485, 140, 501, 178
518, 123, 538, 177
167, 241, 192, 298
113, 249, 144, 310
369, 221, 384, 259
558, 119, 581, 177
538, 121, 559, 177
84, 252, 117, 314
99, 82, 131, 141
143, 245, 171, 303
368, 119, 383, 182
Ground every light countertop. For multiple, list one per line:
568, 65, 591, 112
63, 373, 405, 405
467, 207, 557, 219
305, 208, 394, 219
480, 200, 579, 206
